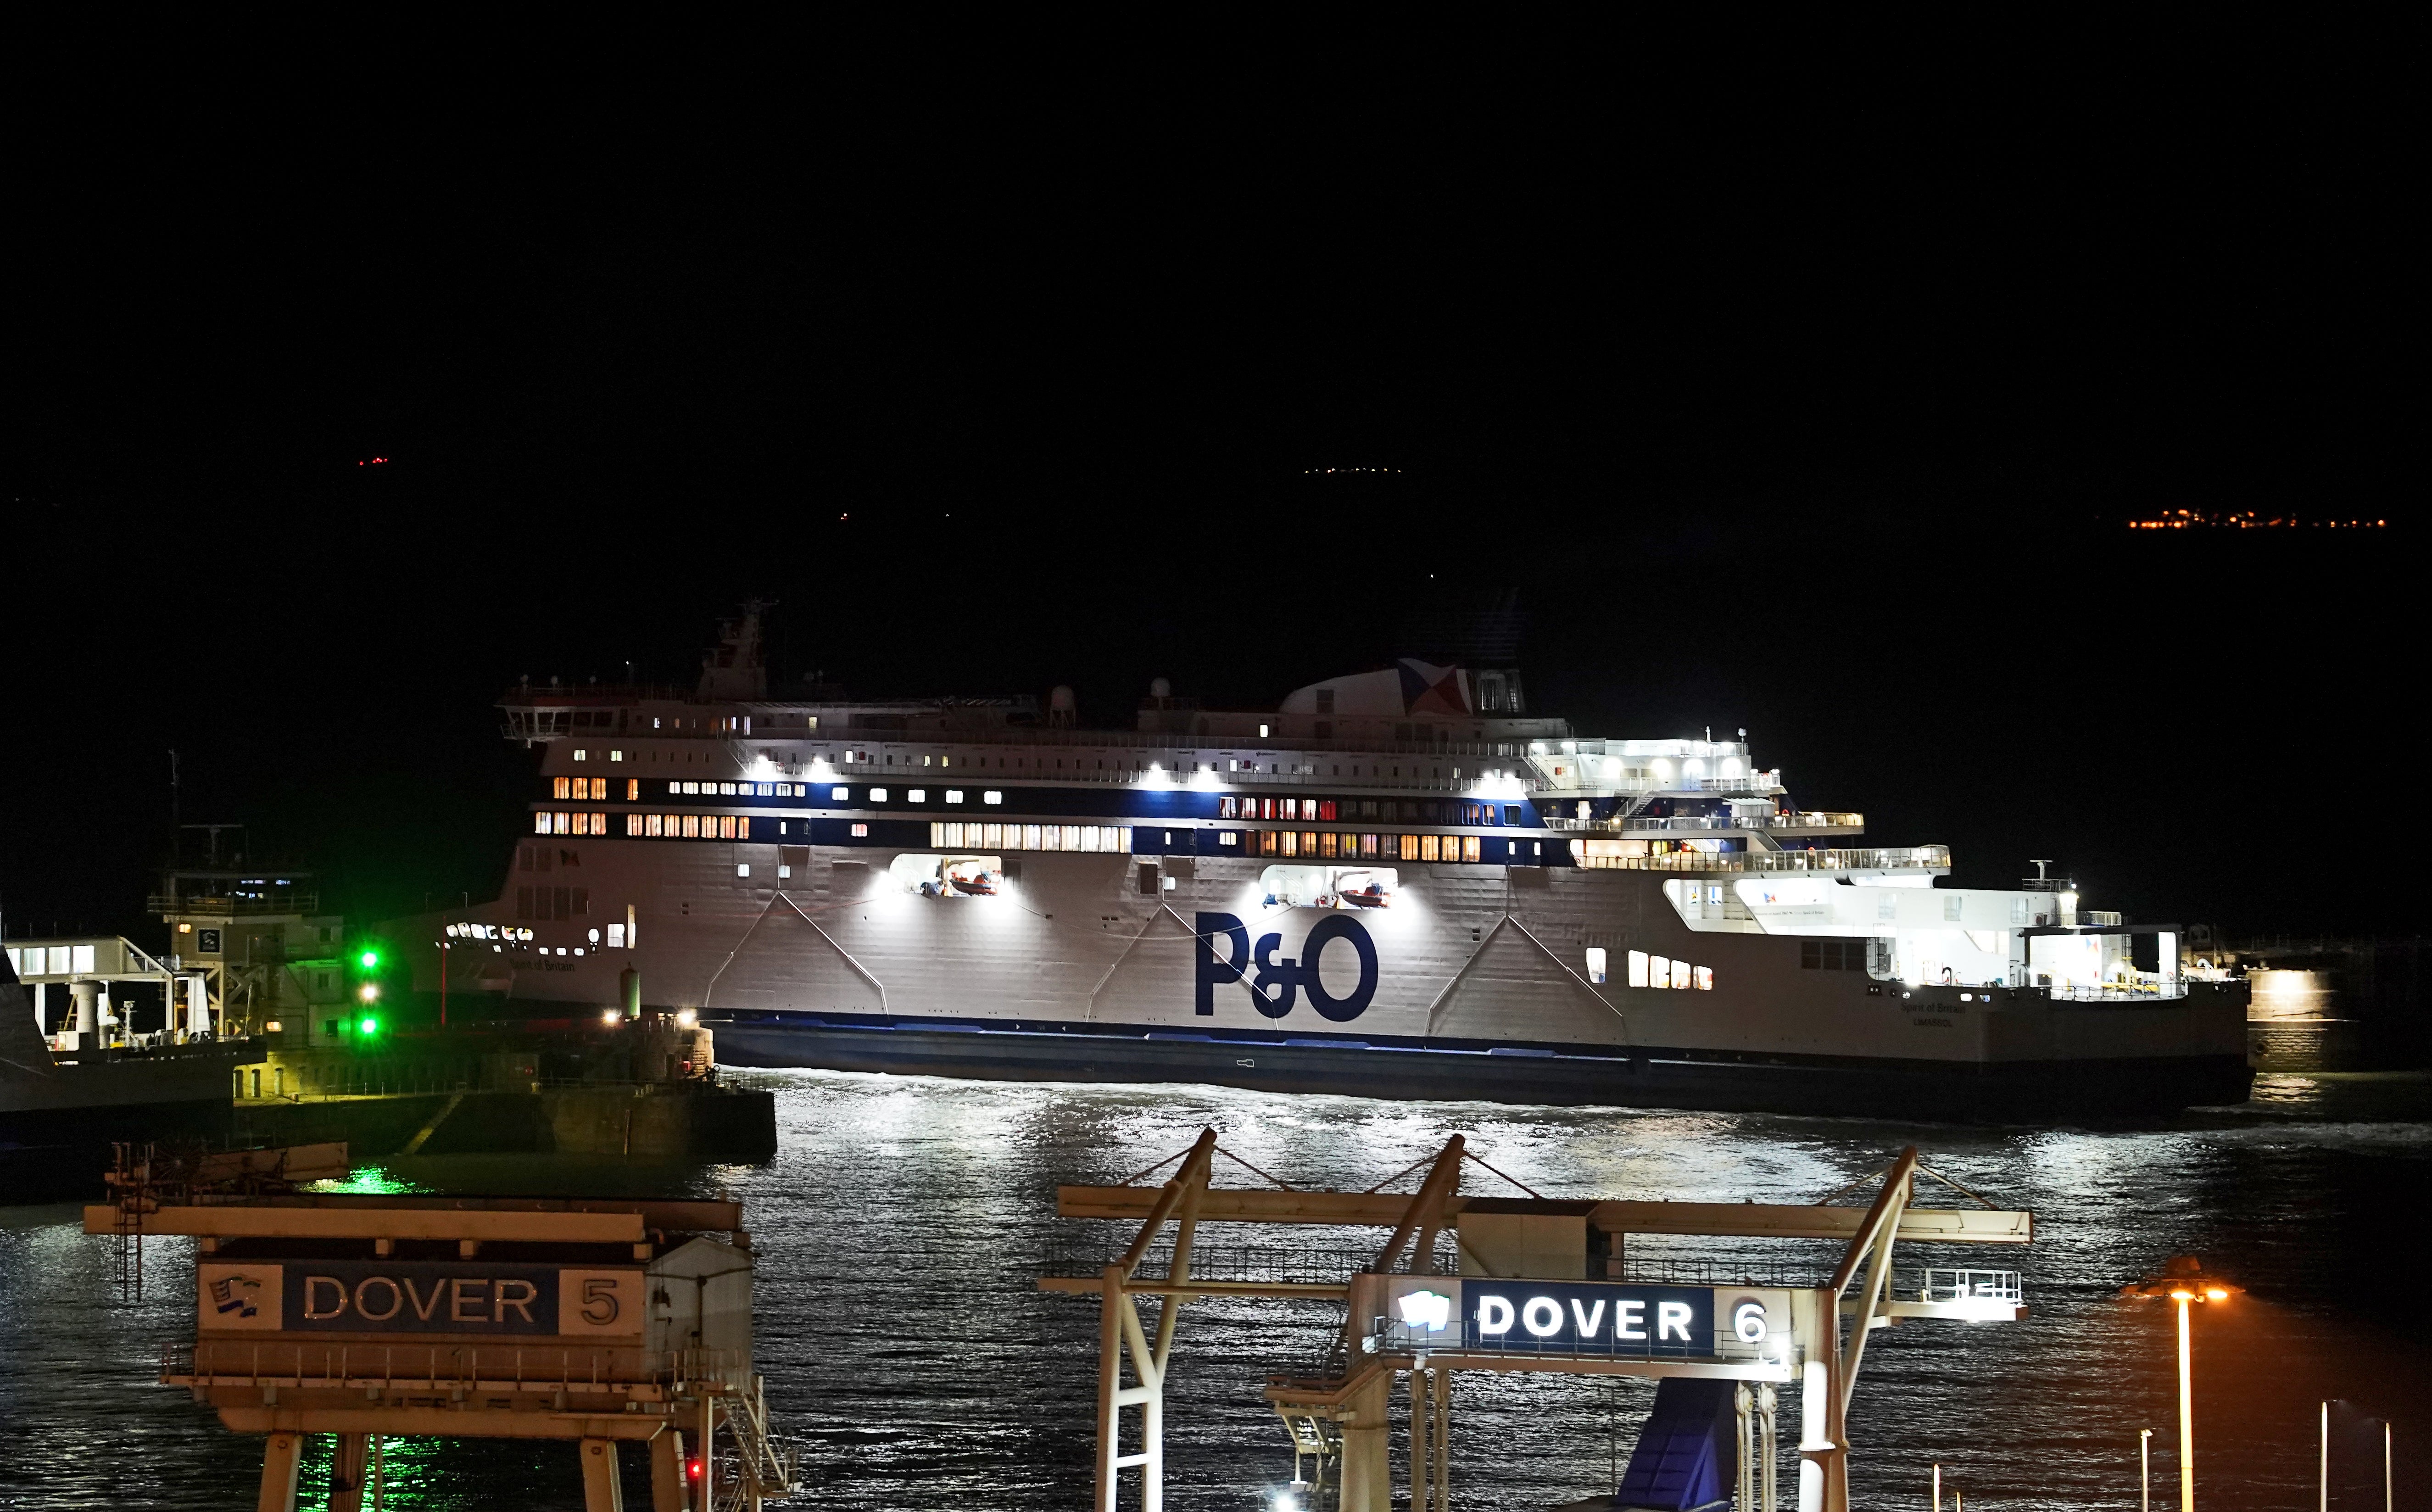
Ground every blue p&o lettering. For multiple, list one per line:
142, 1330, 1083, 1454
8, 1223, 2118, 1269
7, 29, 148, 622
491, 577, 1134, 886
1249, 934, 1298, 1019
1300, 915, 1379, 1022
1192, 911, 1378, 1023
1195, 913, 1250, 1016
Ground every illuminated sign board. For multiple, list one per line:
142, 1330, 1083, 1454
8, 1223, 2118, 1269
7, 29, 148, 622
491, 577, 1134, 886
1377, 1276, 1793, 1363
197, 1262, 643, 1338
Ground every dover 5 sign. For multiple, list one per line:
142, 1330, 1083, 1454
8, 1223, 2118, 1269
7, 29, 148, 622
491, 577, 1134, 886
197, 1262, 643, 1338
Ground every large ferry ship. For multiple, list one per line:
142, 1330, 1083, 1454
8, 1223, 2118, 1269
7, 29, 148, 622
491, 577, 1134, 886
411, 607, 2248, 1119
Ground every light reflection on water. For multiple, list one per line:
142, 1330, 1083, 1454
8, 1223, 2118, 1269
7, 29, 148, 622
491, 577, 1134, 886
0, 1071, 2426, 1510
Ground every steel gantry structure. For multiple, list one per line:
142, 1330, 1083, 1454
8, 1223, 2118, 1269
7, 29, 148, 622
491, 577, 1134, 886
1041, 1130, 2031, 1512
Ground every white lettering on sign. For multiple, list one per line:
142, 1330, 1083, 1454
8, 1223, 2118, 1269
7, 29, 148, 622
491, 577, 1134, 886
1658, 1301, 1693, 1341
1477, 1295, 1514, 1335
1457, 1283, 1714, 1355
1734, 1300, 1769, 1343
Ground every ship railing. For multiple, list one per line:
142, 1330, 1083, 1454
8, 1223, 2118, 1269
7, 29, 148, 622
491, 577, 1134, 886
2042, 982, 2192, 1002
146, 893, 323, 916
1577, 846, 1950, 874
1543, 812, 1865, 835
832, 764, 1513, 796
803, 760, 1780, 800
692, 725, 1579, 758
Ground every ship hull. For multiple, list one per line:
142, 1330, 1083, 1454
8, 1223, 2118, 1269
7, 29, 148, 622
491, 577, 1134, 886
1, 1044, 244, 1202
711, 1016, 2253, 1122
406, 843, 2253, 1121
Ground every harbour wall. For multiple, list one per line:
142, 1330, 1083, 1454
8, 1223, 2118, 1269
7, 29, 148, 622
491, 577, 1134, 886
233, 1083, 776, 1161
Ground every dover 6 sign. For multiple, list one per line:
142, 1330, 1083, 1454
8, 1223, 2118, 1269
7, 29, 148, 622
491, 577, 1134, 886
1384, 1277, 1717, 1358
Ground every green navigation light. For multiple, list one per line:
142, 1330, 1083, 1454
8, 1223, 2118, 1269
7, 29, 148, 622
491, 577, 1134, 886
359, 1016, 379, 1036
359, 950, 380, 970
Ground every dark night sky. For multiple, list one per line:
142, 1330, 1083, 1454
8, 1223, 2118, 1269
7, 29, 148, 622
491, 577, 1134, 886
3, 30, 2417, 946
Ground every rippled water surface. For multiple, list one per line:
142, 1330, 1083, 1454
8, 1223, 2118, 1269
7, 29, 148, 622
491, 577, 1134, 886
3, 1071, 2427, 1509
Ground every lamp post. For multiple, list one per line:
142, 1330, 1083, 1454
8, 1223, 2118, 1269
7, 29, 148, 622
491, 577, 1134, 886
2157, 1281, 2232, 1510
2125, 1255, 2236, 1512
2174, 1290, 2198, 1512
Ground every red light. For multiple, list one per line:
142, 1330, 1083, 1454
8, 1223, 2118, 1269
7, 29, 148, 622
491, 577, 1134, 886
687, 1458, 704, 1480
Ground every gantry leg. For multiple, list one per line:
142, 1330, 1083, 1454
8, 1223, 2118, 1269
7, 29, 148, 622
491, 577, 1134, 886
1737, 1384, 1754, 1512
330, 1433, 370, 1512
256, 1433, 303, 1512
1759, 1384, 1779, 1512
1339, 1369, 1392, 1512
651, 1428, 690, 1512
1409, 1369, 1429, 1512
1428, 1368, 1450, 1512
581, 1437, 626, 1512
1799, 1355, 1829, 1512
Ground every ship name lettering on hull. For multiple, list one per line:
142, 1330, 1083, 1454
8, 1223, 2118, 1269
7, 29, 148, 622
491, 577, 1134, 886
1194, 912, 1378, 1022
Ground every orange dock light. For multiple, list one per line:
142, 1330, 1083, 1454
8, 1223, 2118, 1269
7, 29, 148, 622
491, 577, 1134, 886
2125, 1256, 2241, 1512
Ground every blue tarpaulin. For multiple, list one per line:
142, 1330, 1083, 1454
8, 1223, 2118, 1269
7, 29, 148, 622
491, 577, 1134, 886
1616, 1377, 1736, 1511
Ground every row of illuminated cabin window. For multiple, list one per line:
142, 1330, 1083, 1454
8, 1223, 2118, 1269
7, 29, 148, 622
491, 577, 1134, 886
532, 805, 1526, 866
1581, 947, 1717, 991
1217, 797, 1517, 826
927, 822, 1522, 864
551, 776, 1527, 830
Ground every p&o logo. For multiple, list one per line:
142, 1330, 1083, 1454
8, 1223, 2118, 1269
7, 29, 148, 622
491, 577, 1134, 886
1194, 912, 1378, 1022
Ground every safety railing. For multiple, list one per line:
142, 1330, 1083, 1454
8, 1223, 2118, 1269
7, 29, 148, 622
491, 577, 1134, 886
1041, 1239, 1459, 1286
1577, 846, 1950, 874
2042, 982, 2192, 1002
162, 1340, 761, 1394
1042, 1242, 1813, 1291
240, 1069, 483, 1103
145, 893, 323, 915
1919, 1269, 2022, 1305
1544, 812, 1864, 835
164, 1340, 653, 1390
1609, 1256, 1816, 1289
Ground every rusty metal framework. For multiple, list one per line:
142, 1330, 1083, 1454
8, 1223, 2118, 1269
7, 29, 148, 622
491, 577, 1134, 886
92, 1187, 798, 1512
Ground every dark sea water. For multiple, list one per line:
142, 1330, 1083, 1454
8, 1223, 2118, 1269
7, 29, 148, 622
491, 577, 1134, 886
3, 1070, 2426, 1510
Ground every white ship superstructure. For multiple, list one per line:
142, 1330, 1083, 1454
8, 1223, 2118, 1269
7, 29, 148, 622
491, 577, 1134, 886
406, 607, 2248, 1117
